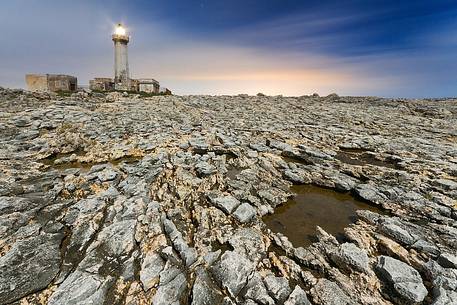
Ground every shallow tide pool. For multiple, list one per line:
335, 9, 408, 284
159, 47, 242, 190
263, 184, 384, 247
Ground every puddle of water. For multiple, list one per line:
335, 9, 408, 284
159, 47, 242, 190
282, 156, 312, 165
336, 149, 397, 169
263, 185, 384, 248
211, 240, 234, 254
338, 148, 372, 153
39, 149, 86, 166
226, 166, 246, 180
109, 156, 143, 167
39, 154, 143, 174
44, 162, 94, 173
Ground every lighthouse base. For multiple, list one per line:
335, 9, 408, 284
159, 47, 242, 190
115, 82, 133, 91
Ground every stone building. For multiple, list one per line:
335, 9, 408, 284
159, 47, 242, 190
26, 74, 77, 92
89, 78, 115, 91
138, 79, 160, 94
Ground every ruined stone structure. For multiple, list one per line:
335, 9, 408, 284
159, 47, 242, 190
138, 79, 160, 93
88, 78, 115, 91
25, 74, 77, 92
89, 23, 167, 94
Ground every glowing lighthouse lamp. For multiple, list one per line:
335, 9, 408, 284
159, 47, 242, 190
112, 23, 130, 89
114, 24, 126, 36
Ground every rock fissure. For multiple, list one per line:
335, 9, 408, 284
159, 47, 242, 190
0, 90, 455, 305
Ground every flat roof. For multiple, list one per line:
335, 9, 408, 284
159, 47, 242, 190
26, 74, 77, 78
137, 78, 159, 84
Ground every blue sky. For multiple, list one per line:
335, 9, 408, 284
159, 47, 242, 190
1, 0, 456, 97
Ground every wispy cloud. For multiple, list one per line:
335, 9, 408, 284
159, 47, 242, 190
131, 36, 400, 96
0, 0, 456, 97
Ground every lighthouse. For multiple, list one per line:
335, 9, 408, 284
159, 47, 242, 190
89, 23, 168, 94
112, 23, 130, 90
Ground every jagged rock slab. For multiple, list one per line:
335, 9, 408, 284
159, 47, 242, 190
0, 233, 63, 304
0, 89, 456, 305
376, 255, 428, 303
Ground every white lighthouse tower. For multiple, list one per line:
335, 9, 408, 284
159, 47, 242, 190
112, 23, 130, 90
89, 23, 166, 93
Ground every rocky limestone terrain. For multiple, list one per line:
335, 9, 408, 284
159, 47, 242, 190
0, 87, 456, 305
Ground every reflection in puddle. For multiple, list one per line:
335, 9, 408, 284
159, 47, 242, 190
211, 240, 234, 254
39, 150, 85, 165
226, 166, 245, 180
41, 161, 94, 173
282, 156, 312, 165
263, 185, 384, 247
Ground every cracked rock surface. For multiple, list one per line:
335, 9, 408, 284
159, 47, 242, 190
0, 87, 456, 304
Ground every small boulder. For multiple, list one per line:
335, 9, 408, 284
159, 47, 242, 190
411, 239, 440, 257
106, 91, 122, 102
331, 242, 370, 274
376, 256, 428, 303
48, 269, 114, 305
283, 169, 311, 184
208, 194, 241, 214
437, 253, 457, 269
378, 218, 417, 246
434, 179, 457, 191
354, 184, 387, 204
195, 161, 216, 176
97, 168, 118, 182
263, 275, 291, 303
0, 233, 63, 304
152, 267, 187, 305
211, 251, 255, 297
244, 273, 275, 305
432, 286, 457, 305
284, 286, 311, 305
140, 252, 165, 291
233, 203, 256, 223
311, 279, 354, 305
191, 268, 224, 305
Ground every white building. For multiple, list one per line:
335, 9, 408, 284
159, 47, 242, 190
112, 24, 131, 90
